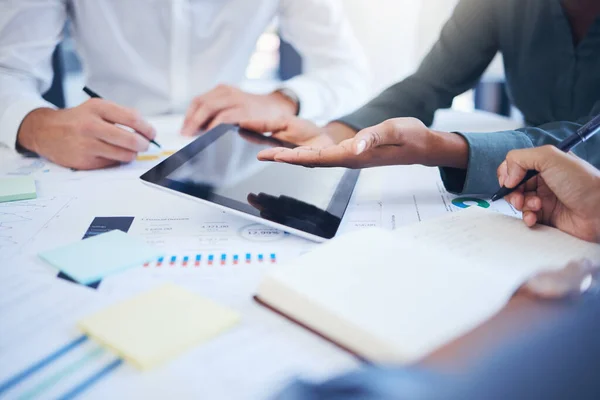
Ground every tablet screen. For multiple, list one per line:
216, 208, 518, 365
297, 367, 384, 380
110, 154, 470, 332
141, 125, 359, 240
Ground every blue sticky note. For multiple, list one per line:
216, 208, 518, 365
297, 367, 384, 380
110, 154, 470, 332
39, 230, 163, 284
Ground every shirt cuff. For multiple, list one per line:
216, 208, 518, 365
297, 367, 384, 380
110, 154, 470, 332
279, 77, 325, 121
439, 130, 534, 195
0, 97, 56, 152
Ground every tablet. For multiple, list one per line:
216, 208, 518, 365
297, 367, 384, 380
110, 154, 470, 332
140, 124, 360, 242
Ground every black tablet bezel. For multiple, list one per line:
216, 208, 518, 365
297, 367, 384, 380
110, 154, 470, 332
140, 124, 360, 240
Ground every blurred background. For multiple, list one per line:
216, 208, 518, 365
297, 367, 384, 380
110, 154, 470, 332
48, 0, 517, 121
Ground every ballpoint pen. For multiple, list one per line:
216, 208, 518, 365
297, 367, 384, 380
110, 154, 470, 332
491, 113, 600, 202
83, 86, 161, 148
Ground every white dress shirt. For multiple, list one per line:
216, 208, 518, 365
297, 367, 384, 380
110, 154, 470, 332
0, 0, 370, 150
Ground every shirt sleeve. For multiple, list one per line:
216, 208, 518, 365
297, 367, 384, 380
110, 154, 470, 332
0, 1, 66, 151
275, 367, 448, 400
440, 101, 600, 195
337, 0, 499, 130
277, 0, 371, 121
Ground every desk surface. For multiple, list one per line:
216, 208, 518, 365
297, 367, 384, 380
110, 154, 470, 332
0, 110, 536, 399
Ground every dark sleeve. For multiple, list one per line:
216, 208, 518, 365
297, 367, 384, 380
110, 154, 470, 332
440, 101, 600, 195
337, 0, 499, 130
274, 367, 447, 400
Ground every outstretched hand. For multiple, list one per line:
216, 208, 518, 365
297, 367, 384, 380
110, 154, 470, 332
248, 118, 468, 169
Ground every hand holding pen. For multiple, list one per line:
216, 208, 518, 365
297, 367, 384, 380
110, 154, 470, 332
17, 88, 158, 170
491, 113, 600, 201
496, 145, 600, 243
83, 87, 161, 148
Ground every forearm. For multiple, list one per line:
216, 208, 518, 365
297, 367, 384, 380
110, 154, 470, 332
16, 108, 59, 153
337, 0, 498, 131
0, 89, 56, 151
0, 1, 66, 150
338, 78, 447, 131
425, 130, 469, 169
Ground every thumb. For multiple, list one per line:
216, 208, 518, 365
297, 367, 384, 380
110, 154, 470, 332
504, 146, 555, 188
353, 122, 397, 155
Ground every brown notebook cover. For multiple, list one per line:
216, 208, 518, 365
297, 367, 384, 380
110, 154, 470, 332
253, 295, 371, 364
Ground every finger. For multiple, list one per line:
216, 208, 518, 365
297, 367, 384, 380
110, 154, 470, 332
353, 122, 398, 155
184, 103, 235, 136
239, 118, 289, 134
497, 160, 508, 187
91, 140, 138, 164
91, 99, 156, 140
182, 91, 238, 135
274, 145, 353, 168
183, 97, 201, 130
505, 191, 525, 210
257, 147, 289, 161
504, 146, 560, 188
182, 87, 223, 131
207, 109, 244, 130
95, 121, 150, 152
522, 210, 539, 227
522, 193, 542, 212
247, 193, 265, 212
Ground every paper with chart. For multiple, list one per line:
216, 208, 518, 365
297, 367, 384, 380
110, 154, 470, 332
381, 165, 520, 230
0, 196, 76, 261
0, 264, 357, 400
0, 268, 123, 400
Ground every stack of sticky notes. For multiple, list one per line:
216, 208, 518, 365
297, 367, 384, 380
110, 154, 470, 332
79, 284, 240, 370
0, 177, 37, 203
39, 230, 163, 284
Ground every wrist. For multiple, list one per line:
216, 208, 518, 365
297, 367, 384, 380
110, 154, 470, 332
270, 90, 299, 116
425, 130, 469, 169
17, 108, 56, 153
323, 122, 357, 144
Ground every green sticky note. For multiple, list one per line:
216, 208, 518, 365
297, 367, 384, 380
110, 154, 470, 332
39, 230, 163, 284
0, 177, 37, 203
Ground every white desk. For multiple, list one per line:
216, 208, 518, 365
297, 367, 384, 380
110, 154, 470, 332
0, 110, 521, 399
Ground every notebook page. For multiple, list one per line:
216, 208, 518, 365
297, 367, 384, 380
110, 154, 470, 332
267, 228, 525, 363
395, 208, 600, 279
264, 209, 600, 363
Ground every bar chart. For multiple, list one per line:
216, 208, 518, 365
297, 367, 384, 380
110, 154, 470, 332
143, 252, 278, 268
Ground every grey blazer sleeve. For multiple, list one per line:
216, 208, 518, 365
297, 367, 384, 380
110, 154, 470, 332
337, 0, 499, 130
440, 101, 600, 195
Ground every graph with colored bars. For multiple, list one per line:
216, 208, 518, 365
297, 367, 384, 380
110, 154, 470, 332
144, 252, 278, 268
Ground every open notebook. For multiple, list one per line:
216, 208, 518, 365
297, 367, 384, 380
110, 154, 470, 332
255, 208, 600, 364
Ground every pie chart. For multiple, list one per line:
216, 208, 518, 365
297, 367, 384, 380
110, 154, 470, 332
451, 197, 491, 209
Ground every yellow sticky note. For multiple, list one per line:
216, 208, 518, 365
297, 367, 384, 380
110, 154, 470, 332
78, 284, 240, 370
